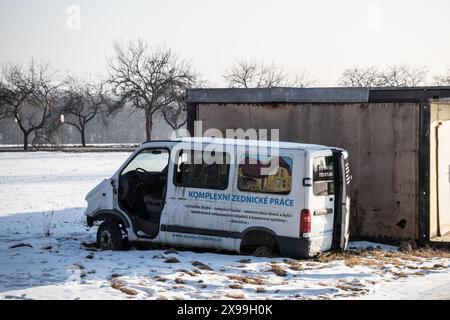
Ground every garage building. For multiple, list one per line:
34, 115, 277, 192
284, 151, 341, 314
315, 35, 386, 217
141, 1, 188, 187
186, 87, 450, 244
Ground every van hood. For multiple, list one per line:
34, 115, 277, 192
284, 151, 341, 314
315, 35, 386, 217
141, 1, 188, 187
85, 178, 114, 216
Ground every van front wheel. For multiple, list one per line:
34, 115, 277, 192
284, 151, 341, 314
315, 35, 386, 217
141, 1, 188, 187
97, 221, 124, 250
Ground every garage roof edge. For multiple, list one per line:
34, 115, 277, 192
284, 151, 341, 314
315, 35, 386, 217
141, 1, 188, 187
186, 87, 450, 104
186, 87, 370, 104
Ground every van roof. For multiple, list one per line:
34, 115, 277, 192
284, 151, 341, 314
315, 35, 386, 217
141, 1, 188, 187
142, 137, 339, 151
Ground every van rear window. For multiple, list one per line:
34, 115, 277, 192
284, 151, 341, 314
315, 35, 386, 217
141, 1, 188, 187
313, 156, 334, 196
174, 150, 230, 190
237, 154, 292, 195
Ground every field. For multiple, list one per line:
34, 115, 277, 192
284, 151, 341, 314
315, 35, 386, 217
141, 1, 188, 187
0, 152, 449, 300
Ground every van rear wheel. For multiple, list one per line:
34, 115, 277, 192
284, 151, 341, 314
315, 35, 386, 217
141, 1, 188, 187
241, 230, 279, 258
253, 246, 277, 258
97, 221, 124, 250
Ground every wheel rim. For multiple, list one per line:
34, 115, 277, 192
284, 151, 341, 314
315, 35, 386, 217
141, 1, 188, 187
100, 229, 113, 248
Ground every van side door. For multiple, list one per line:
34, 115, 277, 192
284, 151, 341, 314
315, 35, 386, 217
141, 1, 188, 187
163, 144, 235, 250
230, 150, 299, 247
307, 151, 335, 251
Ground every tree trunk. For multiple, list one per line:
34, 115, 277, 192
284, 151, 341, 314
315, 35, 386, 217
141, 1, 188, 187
145, 109, 153, 141
23, 132, 29, 151
81, 128, 86, 147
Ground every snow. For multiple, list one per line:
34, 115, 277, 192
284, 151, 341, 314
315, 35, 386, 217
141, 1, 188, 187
1, 152, 450, 300
348, 241, 398, 252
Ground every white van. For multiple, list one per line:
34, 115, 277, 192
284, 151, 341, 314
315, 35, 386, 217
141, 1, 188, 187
85, 138, 351, 258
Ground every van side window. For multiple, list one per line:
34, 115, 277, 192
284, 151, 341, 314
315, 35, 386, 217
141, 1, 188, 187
313, 156, 334, 196
237, 154, 292, 195
174, 150, 230, 190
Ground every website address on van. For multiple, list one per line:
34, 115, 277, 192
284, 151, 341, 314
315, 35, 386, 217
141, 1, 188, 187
171, 232, 222, 242
187, 191, 294, 207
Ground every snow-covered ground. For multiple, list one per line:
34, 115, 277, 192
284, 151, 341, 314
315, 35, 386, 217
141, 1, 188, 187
0, 152, 449, 300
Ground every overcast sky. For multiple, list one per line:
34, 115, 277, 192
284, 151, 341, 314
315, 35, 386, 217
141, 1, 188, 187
1, 0, 449, 86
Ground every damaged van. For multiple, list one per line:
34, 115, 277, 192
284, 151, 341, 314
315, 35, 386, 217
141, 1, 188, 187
85, 138, 351, 258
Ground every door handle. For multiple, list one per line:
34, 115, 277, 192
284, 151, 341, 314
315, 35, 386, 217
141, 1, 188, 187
314, 208, 333, 215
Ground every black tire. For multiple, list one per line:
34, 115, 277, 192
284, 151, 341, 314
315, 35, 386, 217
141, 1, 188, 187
97, 221, 124, 250
241, 231, 279, 257
253, 246, 277, 258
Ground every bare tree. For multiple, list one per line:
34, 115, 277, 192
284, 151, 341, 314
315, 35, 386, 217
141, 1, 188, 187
223, 58, 315, 88
339, 64, 428, 87
161, 95, 187, 130
0, 60, 58, 150
108, 39, 197, 141
61, 76, 109, 146
32, 109, 62, 148
0, 83, 9, 120
339, 66, 379, 87
433, 69, 450, 86
379, 65, 428, 87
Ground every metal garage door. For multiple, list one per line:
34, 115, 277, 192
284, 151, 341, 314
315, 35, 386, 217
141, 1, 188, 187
437, 121, 450, 236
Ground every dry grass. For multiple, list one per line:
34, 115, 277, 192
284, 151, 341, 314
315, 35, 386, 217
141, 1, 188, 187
164, 248, 179, 254
268, 264, 287, 277
402, 247, 450, 259
227, 274, 265, 285
164, 256, 180, 263
110, 279, 124, 289
288, 264, 304, 271
110, 278, 138, 296
224, 291, 246, 299
311, 246, 450, 271
256, 287, 266, 293
422, 264, 447, 270
238, 259, 252, 263
191, 260, 213, 271
154, 276, 167, 282
118, 287, 138, 295
335, 281, 368, 293
391, 271, 408, 278
176, 269, 198, 276
229, 283, 243, 289
175, 277, 185, 284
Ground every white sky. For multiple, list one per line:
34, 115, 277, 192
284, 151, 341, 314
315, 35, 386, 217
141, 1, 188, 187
1, 0, 449, 86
